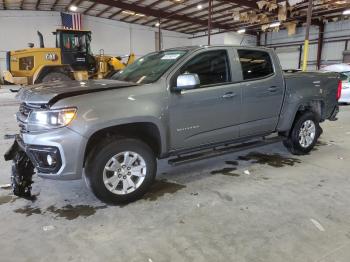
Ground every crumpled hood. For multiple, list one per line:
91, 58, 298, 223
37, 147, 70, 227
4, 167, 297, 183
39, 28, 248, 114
16, 79, 138, 105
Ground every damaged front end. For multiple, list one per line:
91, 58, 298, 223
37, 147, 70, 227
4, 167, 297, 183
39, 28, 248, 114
4, 136, 35, 198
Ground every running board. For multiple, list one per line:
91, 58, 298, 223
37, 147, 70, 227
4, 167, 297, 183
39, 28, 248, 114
168, 136, 283, 166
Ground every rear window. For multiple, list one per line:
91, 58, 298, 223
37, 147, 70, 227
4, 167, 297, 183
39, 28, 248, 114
238, 50, 274, 80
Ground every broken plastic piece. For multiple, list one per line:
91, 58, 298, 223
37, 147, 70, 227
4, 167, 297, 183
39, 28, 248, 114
4, 139, 35, 198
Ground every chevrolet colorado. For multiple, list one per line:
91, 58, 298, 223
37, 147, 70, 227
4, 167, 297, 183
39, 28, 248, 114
5, 46, 341, 204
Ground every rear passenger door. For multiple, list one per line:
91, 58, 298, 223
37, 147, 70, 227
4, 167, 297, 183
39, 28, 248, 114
236, 49, 285, 137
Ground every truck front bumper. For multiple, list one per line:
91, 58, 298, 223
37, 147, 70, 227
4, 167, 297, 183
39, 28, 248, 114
8, 128, 87, 180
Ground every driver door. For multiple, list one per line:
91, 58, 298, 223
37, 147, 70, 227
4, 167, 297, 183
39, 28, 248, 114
168, 49, 242, 151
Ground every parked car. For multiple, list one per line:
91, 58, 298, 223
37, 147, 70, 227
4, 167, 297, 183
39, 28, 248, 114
322, 63, 350, 104
5, 46, 341, 204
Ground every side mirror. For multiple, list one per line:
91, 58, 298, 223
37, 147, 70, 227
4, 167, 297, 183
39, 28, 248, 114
174, 73, 200, 92
28, 43, 34, 48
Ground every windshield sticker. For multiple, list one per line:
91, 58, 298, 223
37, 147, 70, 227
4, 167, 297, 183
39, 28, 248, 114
161, 54, 181, 60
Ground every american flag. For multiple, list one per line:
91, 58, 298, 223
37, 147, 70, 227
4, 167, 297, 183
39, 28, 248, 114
61, 12, 82, 30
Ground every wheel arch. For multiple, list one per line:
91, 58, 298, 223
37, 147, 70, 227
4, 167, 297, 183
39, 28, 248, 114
278, 99, 325, 136
295, 100, 325, 121
33, 64, 73, 84
83, 122, 163, 166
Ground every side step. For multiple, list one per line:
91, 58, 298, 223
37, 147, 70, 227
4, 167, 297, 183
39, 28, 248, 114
168, 136, 283, 166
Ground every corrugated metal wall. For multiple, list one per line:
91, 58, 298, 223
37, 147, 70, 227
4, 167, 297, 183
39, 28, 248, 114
262, 19, 350, 70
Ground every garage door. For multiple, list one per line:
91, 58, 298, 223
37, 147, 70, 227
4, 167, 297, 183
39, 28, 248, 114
275, 46, 300, 70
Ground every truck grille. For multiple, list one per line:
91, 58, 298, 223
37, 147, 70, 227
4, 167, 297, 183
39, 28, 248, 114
17, 103, 31, 133
19, 103, 32, 118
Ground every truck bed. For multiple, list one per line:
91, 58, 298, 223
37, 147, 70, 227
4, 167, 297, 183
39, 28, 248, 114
277, 71, 339, 132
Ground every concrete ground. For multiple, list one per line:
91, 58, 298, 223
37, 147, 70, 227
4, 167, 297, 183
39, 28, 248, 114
0, 86, 350, 262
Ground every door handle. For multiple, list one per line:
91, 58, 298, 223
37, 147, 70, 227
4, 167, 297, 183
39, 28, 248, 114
268, 86, 278, 92
222, 92, 236, 99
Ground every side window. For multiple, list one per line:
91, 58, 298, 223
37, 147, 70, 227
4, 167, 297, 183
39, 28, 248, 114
237, 50, 274, 80
179, 50, 231, 86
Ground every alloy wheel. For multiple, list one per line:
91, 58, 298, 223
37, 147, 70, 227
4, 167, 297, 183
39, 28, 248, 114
103, 151, 147, 195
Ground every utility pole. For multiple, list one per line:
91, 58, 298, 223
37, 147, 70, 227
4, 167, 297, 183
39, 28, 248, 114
208, 0, 212, 45
302, 0, 313, 71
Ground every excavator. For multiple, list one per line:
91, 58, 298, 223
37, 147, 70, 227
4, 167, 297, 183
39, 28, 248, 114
3, 29, 135, 85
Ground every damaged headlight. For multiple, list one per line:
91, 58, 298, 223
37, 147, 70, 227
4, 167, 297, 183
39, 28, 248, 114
27, 108, 77, 131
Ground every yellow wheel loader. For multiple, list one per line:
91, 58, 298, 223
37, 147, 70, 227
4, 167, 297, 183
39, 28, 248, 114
3, 29, 135, 85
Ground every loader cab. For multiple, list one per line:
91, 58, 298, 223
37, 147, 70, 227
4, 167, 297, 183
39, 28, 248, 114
55, 29, 96, 71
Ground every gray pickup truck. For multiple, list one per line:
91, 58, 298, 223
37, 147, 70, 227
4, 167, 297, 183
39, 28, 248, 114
5, 45, 341, 204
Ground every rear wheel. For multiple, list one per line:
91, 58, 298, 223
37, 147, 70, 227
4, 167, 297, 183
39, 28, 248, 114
41, 72, 71, 83
283, 111, 321, 155
85, 138, 157, 204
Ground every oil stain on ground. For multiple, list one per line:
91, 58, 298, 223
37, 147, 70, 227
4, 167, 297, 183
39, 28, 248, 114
22, 193, 39, 203
46, 205, 107, 220
211, 160, 240, 177
13, 180, 186, 217
313, 140, 330, 151
1, 192, 38, 206
14, 206, 41, 216
0, 195, 16, 205
14, 204, 107, 220
316, 141, 329, 147
211, 167, 240, 177
143, 179, 186, 201
237, 152, 301, 167
225, 160, 239, 166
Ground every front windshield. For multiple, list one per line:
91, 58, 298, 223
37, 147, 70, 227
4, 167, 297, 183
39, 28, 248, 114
112, 50, 187, 84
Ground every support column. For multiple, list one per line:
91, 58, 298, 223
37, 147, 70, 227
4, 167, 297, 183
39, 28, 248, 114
302, 0, 313, 71
298, 44, 303, 69
208, 0, 212, 45
257, 32, 261, 46
316, 22, 325, 70
158, 18, 162, 51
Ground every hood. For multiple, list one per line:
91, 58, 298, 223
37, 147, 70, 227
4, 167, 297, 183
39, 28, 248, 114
16, 79, 138, 105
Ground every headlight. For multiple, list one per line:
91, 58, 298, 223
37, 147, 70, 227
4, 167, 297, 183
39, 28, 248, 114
27, 108, 77, 131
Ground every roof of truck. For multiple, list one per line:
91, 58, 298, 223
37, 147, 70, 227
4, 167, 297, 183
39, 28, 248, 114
165, 45, 272, 52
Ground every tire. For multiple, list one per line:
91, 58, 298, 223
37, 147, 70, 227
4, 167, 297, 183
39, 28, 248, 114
85, 137, 157, 204
283, 111, 322, 155
41, 72, 71, 83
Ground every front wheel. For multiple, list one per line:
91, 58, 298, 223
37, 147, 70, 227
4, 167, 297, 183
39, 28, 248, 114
85, 138, 157, 204
283, 111, 322, 155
